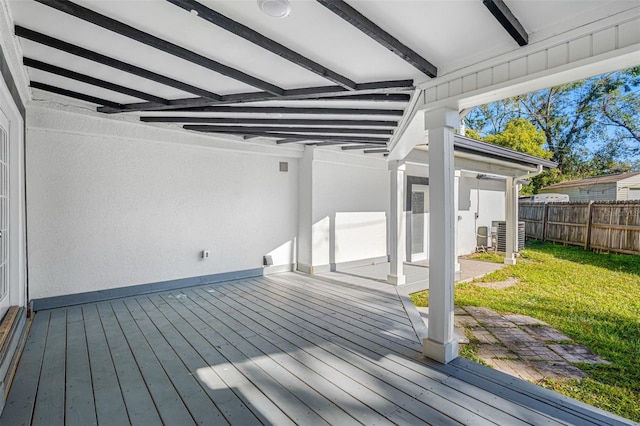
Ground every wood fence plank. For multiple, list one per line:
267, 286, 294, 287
520, 201, 640, 255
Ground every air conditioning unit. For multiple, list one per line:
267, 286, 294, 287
491, 221, 525, 252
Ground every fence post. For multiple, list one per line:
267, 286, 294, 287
542, 203, 548, 242
585, 201, 594, 250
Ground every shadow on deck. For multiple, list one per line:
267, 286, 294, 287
1, 272, 633, 425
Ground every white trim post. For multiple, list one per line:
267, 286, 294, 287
504, 176, 518, 265
454, 170, 461, 274
387, 160, 406, 285
423, 108, 459, 364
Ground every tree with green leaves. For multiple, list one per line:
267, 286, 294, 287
464, 67, 640, 192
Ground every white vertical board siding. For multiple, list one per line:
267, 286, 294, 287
618, 175, 640, 201
549, 184, 617, 202
26, 107, 299, 299
311, 151, 389, 267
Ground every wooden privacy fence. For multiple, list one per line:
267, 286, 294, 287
519, 201, 640, 255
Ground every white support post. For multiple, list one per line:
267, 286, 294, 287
423, 108, 459, 364
504, 176, 518, 265
454, 170, 461, 274
387, 160, 406, 285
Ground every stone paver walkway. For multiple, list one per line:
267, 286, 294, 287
456, 306, 610, 383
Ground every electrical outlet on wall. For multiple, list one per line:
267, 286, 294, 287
201, 250, 210, 259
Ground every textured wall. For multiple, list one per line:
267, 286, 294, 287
457, 175, 506, 255
310, 149, 389, 267
26, 106, 300, 299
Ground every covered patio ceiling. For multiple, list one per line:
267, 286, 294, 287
8, 0, 639, 152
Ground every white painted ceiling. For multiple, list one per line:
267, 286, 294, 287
7, 0, 639, 151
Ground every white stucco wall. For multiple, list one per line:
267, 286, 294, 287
457, 175, 506, 255
26, 105, 301, 300
308, 149, 389, 268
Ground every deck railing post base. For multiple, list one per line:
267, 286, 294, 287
423, 338, 459, 364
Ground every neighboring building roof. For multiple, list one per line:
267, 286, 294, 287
453, 135, 558, 170
542, 171, 640, 190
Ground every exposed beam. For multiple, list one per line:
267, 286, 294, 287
180, 125, 394, 135
482, 0, 528, 46
167, 0, 357, 90
316, 0, 437, 78
24, 57, 169, 105
15, 26, 222, 100
140, 117, 398, 127
136, 105, 404, 117
98, 80, 414, 113
36, 0, 285, 95
316, 93, 410, 102
340, 144, 378, 150
30, 81, 123, 109
156, 106, 405, 116
304, 141, 352, 146
183, 126, 389, 143
363, 148, 389, 154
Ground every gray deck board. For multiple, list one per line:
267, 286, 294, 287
158, 292, 343, 426
182, 287, 399, 426
3, 271, 635, 426
263, 274, 417, 339
109, 300, 196, 425
32, 309, 66, 426
122, 298, 230, 425
81, 304, 130, 426
96, 302, 162, 425
64, 306, 97, 426
1, 311, 50, 426
235, 277, 424, 355
219, 280, 537, 426
140, 295, 286, 426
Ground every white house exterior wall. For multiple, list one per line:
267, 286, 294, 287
309, 149, 390, 270
544, 183, 618, 202
457, 175, 506, 255
26, 105, 301, 300
617, 175, 640, 200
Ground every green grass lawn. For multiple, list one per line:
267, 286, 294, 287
410, 242, 640, 422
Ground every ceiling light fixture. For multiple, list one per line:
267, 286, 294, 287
257, 0, 291, 18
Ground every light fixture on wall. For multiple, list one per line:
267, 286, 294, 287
257, 0, 291, 18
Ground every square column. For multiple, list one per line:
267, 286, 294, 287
387, 160, 406, 285
504, 176, 518, 265
454, 170, 461, 274
423, 108, 459, 364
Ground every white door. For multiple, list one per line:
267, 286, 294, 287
410, 185, 429, 262
0, 109, 9, 319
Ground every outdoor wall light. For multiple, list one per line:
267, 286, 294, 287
257, 0, 291, 18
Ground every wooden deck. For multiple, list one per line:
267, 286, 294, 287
1, 272, 634, 425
